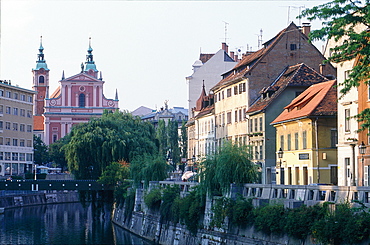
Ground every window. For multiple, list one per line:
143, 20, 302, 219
5, 122, 10, 130
5, 152, 11, 160
20, 139, 25, 147
235, 111, 238, 122
26, 153, 33, 161
20, 124, 25, 132
239, 109, 242, 122
53, 134, 58, 143
259, 145, 263, 160
254, 118, 258, 132
222, 91, 224, 100
239, 83, 246, 93
249, 119, 253, 133
345, 109, 350, 132
287, 134, 291, 151
28, 96, 32, 102
27, 125, 32, 132
234, 86, 238, 95
254, 145, 258, 160
27, 110, 32, 118
259, 117, 263, 131
79, 93, 86, 107
227, 88, 232, 97
0, 137, 3, 145
27, 140, 32, 147
0, 105, 3, 114
13, 123, 18, 131
13, 93, 18, 100
290, 43, 297, 50
0, 152, 3, 160
331, 129, 338, 148
303, 131, 307, 149
6, 91, 11, 98
0, 121, 2, 130
227, 112, 232, 124
6, 106, 11, 114
21, 94, 26, 101
295, 132, 299, 150
12, 139, 18, 146
13, 107, 18, 115
5, 138, 10, 146
19, 153, 25, 161
20, 109, 25, 117
280, 135, 284, 150
0, 90, 3, 96
39, 76, 45, 83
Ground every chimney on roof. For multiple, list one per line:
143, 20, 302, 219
302, 23, 311, 36
222, 43, 228, 53
230, 51, 235, 61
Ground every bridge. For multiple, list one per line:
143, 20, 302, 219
0, 179, 114, 191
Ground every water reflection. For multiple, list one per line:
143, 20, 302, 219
0, 202, 151, 245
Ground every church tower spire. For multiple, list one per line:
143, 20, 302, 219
84, 37, 98, 78
32, 36, 50, 116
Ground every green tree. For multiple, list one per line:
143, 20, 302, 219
167, 119, 180, 167
33, 135, 49, 165
48, 135, 70, 171
98, 161, 129, 186
156, 120, 168, 158
130, 154, 172, 186
199, 141, 258, 196
300, 0, 370, 129
65, 110, 158, 179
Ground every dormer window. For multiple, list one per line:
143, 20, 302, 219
290, 44, 297, 50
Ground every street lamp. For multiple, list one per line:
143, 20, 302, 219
277, 148, 283, 168
359, 141, 366, 186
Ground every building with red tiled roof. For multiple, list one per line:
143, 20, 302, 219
211, 22, 336, 166
271, 80, 338, 185
32, 38, 119, 145
246, 63, 329, 184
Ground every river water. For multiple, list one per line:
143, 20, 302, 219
0, 202, 152, 245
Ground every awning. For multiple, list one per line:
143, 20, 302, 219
181, 171, 196, 181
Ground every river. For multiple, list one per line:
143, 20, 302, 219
0, 202, 153, 245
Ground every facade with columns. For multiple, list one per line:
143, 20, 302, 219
33, 39, 119, 145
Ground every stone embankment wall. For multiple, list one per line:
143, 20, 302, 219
112, 190, 306, 245
112, 181, 370, 245
0, 191, 79, 209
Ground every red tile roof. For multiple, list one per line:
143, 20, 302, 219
33, 115, 45, 131
50, 87, 61, 98
271, 80, 337, 124
247, 63, 329, 114
212, 23, 302, 91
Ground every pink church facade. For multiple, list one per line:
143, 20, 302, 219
33, 39, 119, 145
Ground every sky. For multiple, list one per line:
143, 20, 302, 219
0, 0, 329, 112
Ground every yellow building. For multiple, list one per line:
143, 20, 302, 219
271, 80, 338, 185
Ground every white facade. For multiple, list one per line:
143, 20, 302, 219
186, 47, 236, 117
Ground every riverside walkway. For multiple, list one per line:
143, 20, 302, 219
0, 179, 113, 191
158, 181, 370, 206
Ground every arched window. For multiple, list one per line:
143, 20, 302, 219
39, 76, 44, 83
79, 93, 85, 107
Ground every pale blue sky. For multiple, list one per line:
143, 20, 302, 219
1, 0, 328, 111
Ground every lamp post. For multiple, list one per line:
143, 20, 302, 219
359, 141, 366, 186
276, 148, 283, 184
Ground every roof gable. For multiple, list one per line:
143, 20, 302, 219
62, 72, 102, 83
271, 80, 337, 124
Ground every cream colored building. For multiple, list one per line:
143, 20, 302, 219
0, 80, 36, 176
271, 80, 338, 185
323, 23, 367, 186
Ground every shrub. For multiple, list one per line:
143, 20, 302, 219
144, 188, 162, 210
253, 204, 286, 234
160, 185, 180, 222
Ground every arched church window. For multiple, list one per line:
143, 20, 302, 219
39, 76, 44, 84
79, 93, 86, 107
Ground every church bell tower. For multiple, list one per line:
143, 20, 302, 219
32, 36, 50, 116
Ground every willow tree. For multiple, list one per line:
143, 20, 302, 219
199, 142, 258, 196
300, 0, 370, 128
64, 110, 158, 179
